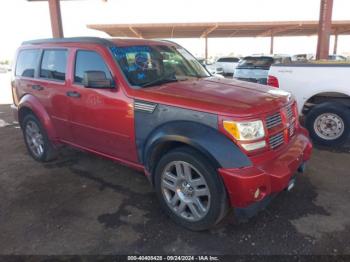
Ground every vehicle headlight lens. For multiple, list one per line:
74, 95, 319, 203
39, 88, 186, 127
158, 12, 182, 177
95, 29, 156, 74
223, 120, 265, 141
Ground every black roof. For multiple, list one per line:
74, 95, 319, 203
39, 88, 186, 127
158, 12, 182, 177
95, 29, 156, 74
21, 37, 115, 46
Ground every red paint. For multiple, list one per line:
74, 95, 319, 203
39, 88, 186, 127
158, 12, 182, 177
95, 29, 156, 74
13, 38, 312, 209
267, 75, 279, 88
219, 130, 312, 207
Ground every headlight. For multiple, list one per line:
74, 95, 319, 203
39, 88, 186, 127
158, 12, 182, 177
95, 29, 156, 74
223, 120, 265, 141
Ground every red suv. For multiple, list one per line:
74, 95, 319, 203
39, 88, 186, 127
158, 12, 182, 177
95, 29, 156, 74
11, 37, 312, 230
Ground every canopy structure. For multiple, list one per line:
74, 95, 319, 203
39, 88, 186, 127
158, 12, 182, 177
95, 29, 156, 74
87, 20, 350, 59
87, 21, 350, 38
28, 0, 346, 59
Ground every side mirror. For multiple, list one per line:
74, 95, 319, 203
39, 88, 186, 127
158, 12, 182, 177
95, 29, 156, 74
82, 71, 114, 89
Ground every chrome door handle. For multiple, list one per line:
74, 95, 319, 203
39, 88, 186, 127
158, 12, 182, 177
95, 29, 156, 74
66, 91, 81, 98
31, 85, 44, 91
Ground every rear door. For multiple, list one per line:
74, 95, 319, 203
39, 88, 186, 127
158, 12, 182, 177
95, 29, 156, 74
34, 48, 72, 141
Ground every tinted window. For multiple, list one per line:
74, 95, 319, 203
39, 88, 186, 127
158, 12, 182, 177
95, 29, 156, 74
217, 57, 239, 63
273, 57, 292, 64
110, 45, 209, 87
74, 51, 112, 84
15, 49, 40, 78
40, 50, 67, 81
237, 56, 274, 68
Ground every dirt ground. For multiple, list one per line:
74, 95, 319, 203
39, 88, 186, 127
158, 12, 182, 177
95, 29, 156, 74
0, 104, 350, 255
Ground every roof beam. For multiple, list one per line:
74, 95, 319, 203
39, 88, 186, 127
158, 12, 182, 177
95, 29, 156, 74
334, 27, 350, 34
129, 27, 143, 38
257, 25, 301, 37
200, 24, 218, 38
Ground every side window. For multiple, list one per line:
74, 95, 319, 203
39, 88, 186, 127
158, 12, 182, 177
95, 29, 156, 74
15, 49, 40, 78
40, 50, 67, 81
74, 50, 112, 84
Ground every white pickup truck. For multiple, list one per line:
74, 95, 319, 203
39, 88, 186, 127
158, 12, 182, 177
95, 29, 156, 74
268, 63, 350, 147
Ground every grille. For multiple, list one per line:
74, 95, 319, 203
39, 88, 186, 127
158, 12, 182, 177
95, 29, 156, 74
289, 121, 295, 137
266, 112, 282, 129
286, 105, 293, 120
269, 132, 284, 149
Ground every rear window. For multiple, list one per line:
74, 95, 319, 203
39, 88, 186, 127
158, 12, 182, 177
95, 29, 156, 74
40, 49, 68, 81
217, 57, 239, 63
15, 49, 40, 78
238, 56, 274, 68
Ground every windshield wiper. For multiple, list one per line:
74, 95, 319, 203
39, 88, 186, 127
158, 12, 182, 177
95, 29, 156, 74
141, 72, 179, 88
142, 78, 179, 88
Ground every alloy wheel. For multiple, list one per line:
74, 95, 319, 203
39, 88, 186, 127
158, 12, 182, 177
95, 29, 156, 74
161, 161, 211, 221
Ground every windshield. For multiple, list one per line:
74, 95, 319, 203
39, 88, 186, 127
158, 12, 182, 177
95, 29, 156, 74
110, 45, 210, 87
237, 56, 274, 68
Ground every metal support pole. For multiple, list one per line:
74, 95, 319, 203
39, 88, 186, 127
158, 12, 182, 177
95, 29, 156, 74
48, 0, 63, 38
316, 0, 333, 60
333, 34, 338, 54
205, 36, 208, 61
270, 34, 274, 55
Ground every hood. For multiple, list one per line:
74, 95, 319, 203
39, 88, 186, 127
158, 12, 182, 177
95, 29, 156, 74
134, 77, 292, 118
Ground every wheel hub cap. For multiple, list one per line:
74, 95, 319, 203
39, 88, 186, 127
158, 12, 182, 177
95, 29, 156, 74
314, 113, 344, 140
161, 161, 211, 221
25, 120, 44, 158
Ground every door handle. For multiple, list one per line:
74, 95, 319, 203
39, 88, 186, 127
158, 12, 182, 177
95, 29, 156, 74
31, 85, 44, 91
66, 91, 81, 98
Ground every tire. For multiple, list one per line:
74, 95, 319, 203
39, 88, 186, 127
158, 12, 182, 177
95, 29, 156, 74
154, 146, 228, 231
305, 102, 350, 147
22, 113, 57, 162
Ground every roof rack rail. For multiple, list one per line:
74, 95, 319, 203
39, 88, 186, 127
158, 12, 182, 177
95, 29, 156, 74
21, 37, 115, 46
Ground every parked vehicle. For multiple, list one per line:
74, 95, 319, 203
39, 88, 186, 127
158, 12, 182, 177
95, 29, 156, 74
268, 63, 350, 147
234, 55, 291, 85
214, 57, 240, 75
328, 55, 347, 61
291, 54, 315, 62
0, 63, 12, 72
12, 37, 312, 230
197, 58, 224, 76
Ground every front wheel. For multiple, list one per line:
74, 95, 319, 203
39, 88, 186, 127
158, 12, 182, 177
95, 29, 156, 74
305, 102, 350, 147
154, 147, 228, 231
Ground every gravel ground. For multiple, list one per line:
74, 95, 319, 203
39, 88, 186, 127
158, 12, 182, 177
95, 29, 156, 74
0, 104, 349, 256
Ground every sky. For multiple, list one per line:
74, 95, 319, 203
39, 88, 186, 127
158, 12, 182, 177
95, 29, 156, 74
0, 0, 350, 61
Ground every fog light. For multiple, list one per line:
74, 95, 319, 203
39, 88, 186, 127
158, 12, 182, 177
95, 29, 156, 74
241, 140, 266, 151
254, 188, 261, 199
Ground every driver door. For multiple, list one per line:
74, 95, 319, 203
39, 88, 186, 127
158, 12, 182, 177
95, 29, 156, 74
66, 48, 135, 161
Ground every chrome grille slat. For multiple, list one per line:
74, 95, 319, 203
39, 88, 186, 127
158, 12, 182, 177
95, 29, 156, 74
286, 105, 293, 120
269, 132, 284, 149
289, 122, 295, 137
266, 105, 296, 149
266, 112, 282, 129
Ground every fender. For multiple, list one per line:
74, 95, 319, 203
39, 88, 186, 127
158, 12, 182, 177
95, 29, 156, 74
18, 94, 58, 142
143, 121, 252, 173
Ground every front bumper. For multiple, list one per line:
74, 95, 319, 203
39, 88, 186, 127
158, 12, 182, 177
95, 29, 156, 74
218, 130, 312, 208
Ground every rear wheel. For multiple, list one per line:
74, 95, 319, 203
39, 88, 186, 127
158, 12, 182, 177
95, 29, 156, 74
22, 114, 57, 162
305, 102, 350, 147
154, 147, 228, 231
